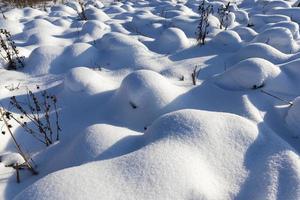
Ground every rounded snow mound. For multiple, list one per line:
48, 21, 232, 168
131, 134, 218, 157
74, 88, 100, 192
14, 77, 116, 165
51, 43, 100, 74
212, 30, 242, 50
50, 4, 77, 15
233, 10, 249, 24
110, 70, 183, 127
95, 32, 154, 69
74, 124, 141, 160
215, 58, 280, 90
285, 97, 300, 137
85, 7, 110, 21
268, 8, 300, 24
81, 20, 110, 38
233, 27, 257, 41
260, 21, 300, 39
23, 18, 59, 31
252, 27, 298, 53
249, 14, 290, 28
228, 43, 289, 66
14, 109, 300, 200
151, 27, 190, 54
26, 43, 100, 75
42, 124, 142, 169
64, 67, 116, 94
25, 46, 65, 75
260, 0, 290, 12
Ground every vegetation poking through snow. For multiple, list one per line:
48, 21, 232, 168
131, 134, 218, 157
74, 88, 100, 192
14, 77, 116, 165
0, 29, 24, 70
0, 6, 6, 19
4, 83, 21, 92
0, 108, 38, 179
77, 0, 88, 21
129, 101, 138, 109
2, 0, 57, 8
196, 0, 213, 45
191, 65, 201, 85
6, 87, 61, 146
261, 89, 293, 106
217, 2, 231, 30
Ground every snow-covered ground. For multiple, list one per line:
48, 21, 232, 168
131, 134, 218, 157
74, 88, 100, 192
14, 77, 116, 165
0, 0, 300, 199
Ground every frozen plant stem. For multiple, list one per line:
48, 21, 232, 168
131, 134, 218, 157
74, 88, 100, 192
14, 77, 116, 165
0, 29, 24, 70
0, 108, 38, 175
191, 65, 201, 85
261, 89, 293, 106
197, 0, 213, 45
9, 88, 61, 146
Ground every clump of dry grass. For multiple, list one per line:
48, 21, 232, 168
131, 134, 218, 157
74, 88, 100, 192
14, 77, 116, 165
3, 0, 56, 8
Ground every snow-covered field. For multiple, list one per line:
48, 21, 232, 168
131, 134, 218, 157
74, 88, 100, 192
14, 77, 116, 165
0, 0, 300, 199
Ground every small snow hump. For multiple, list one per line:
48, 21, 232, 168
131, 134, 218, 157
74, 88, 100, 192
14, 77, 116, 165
151, 27, 190, 54
215, 58, 280, 90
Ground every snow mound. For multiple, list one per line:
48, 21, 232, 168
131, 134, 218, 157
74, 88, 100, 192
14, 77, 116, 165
249, 14, 290, 28
260, 0, 291, 12
64, 67, 116, 94
109, 70, 183, 127
25, 46, 64, 75
85, 7, 110, 21
286, 97, 300, 137
51, 43, 100, 74
81, 20, 110, 38
74, 124, 141, 160
233, 10, 249, 24
14, 109, 300, 200
50, 5, 77, 15
24, 18, 60, 31
260, 21, 300, 39
129, 11, 166, 37
212, 30, 242, 50
151, 27, 190, 54
215, 58, 280, 90
228, 43, 289, 66
252, 27, 298, 53
95, 32, 154, 69
26, 43, 100, 75
268, 8, 300, 24
233, 27, 257, 41
42, 124, 142, 171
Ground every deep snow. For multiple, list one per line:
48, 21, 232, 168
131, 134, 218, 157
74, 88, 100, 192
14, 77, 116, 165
0, 0, 300, 199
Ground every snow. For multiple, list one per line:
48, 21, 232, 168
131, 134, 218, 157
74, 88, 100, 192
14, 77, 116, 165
215, 58, 280, 90
0, 0, 300, 199
150, 27, 191, 53
252, 27, 298, 53
286, 97, 300, 137
0, 152, 25, 166
13, 110, 300, 200
64, 67, 116, 94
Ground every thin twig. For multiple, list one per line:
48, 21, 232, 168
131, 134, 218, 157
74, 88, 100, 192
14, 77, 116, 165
261, 89, 293, 106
